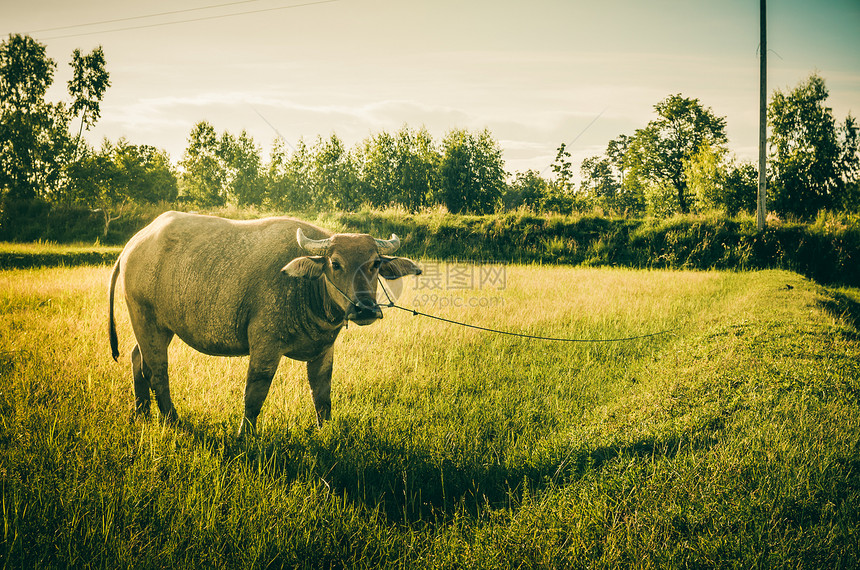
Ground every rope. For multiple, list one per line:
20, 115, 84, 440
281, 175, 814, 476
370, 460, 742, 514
376, 279, 674, 344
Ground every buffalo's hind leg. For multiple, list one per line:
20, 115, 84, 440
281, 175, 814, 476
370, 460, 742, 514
128, 307, 177, 425
131, 344, 151, 418
147, 347, 177, 425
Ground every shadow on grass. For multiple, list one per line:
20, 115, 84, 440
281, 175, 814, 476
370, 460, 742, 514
819, 291, 860, 339
179, 417, 719, 524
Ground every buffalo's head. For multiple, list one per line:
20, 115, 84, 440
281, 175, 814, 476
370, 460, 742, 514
282, 228, 422, 325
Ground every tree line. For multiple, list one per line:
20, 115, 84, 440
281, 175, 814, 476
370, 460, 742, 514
176, 121, 506, 215
2, 33, 858, 230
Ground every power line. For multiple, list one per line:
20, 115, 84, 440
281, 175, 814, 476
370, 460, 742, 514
541, 107, 607, 176
253, 108, 296, 151
26, 0, 264, 34
30, 0, 340, 40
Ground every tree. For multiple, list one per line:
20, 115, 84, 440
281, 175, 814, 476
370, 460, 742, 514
721, 160, 758, 216
68, 46, 110, 158
683, 143, 726, 212
111, 139, 178, 204
503, 169, 549, 211
220, 130, 263, 206
312, 134, 360, 211
604, 134, 646, 214
0, 34, 71, 203
394, 126, 438, 211
358, 130, 397, 207
550, 143, 574, 190
266, 137, 315, 211
66, 140, 117, 207
439, 128, 505, 214
391, 125, 439, 211
580, 155, 619, 209
769, 74, 859, 218
838, 115, 860, 211
64, 139, 126, 235
626, 94, 727, 213
535, 142, 580, 213
606, 135, 629, 185
180, 121, 225, 206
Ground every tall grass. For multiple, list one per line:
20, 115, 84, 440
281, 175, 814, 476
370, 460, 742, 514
1, 263, 858, 568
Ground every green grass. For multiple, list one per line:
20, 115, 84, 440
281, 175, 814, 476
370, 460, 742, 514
0, 241, 123, 270
1, 263, 858, 568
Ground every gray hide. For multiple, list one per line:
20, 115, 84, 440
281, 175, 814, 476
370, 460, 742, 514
108, 211, 421, 434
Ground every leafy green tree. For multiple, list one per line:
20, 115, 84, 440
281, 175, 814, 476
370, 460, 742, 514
64, 138, 176, 231
539, 143, 577, 213
220, 130, 263, 206
503, 169, 550, 211
65, 140, 117, 207
313, 133, 360, 211
839, 115, 860, 211
721, 160, 758, 216
769, 74, 859, 218
355, 125, 440, 211
392, 125, 439, 211
606, 134, 629, 184
580, 155, 619, 208
683, 143, 725, 211
0, 34, 72, 203
602, 135, 646, 214
68, 46, 110, 158
550, 143, 574, 191
358, 130, 397, 207
626, 94, 727, 213
111, 139, 177, 204
180, 121, 225, 206
265, 138, 290, 209
266, 138, 291, 210
643, 181, 679, 218
266, 138, 315, 211
64, 139, 127, 235
439, 128, 505, 214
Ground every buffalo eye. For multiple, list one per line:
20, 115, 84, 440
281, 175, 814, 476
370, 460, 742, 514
331, 260, 342, 271
371, 259, 382, 270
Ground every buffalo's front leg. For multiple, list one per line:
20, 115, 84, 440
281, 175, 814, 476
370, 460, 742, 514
307, 345, 334, 426
238, 349, 281, 437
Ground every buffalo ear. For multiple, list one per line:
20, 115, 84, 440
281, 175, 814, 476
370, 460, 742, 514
379, 256, 422, 280
282, 256, 326, 279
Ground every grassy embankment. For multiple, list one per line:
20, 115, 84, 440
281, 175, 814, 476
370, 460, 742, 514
1, 260, 858, 568
0, 241, 122, 270
2, 206, 858, 286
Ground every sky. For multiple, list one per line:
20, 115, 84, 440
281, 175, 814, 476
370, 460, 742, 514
4, 0, 860, 177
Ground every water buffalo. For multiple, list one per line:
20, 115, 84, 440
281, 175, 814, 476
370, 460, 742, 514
108, 211, 421, 435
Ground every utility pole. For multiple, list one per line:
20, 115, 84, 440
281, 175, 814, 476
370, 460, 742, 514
757, 0, 767, 231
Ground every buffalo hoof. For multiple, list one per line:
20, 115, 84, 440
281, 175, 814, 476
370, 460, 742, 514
314, 405, 331, 427
237, 417, 257, 438
159, 408, 180, 427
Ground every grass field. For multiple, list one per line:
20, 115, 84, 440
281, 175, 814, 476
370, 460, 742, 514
0, 241, 123, 270
1, 262, 858, 568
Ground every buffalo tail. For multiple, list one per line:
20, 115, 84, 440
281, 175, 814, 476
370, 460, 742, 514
109, 258, 120, 361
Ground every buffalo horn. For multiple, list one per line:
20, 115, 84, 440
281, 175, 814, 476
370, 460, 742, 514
375, 234, 400, 254
296, 228, 331, 255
